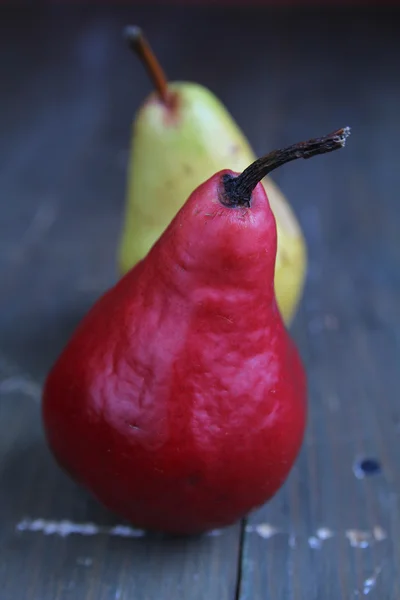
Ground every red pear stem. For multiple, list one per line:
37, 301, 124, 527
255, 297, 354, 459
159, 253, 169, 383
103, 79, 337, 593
222, 127, 351, 208
124, 25, 170, 105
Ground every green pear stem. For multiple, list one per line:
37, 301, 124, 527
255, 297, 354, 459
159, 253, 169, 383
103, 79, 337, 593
222, 127, 351, 208
124, 25, 170, 105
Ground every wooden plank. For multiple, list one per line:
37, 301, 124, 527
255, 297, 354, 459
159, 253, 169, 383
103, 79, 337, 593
1, 5, 400, 600
0, 8, 242, 600
0, 394, 240, 600
238, 8, 400, 600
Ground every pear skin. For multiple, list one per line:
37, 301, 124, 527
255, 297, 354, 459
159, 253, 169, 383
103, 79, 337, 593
119, 83, 306, 325
118, 31, 307, 326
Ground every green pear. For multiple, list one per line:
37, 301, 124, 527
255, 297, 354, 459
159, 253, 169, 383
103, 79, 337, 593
118, 27, 307, 325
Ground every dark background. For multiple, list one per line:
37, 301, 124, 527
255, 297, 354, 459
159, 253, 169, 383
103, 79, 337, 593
1, 5, 400, 600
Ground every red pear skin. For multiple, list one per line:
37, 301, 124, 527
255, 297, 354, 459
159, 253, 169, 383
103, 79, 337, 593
42, 171, 307, 535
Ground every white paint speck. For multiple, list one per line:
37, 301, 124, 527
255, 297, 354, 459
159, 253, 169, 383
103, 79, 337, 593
308, 528, 334, 548
346, 529, 371, 548
246, 523, 279, 539
16, 518, 145, 539
373, 526, 387, 542
16, 517, 389, 553
363, 579, 374, 595
317, 527, 334, 540
18, 519, 100, 537
255, 523, 280, 539
363, 567, 381, 595
308, 536, 322, 549
109, 525, 145, 538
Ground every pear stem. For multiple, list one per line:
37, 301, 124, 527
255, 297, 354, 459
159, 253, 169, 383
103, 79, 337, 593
222, 127, 351, 208
124, 25, 170, 105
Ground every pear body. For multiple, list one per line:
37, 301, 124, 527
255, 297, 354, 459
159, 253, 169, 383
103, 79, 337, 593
44, 171, 307, 536
118, 82, 307, 325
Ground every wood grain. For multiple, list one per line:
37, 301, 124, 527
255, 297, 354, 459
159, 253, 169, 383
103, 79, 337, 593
0, 5, 399, 600
238, 8, 400, 599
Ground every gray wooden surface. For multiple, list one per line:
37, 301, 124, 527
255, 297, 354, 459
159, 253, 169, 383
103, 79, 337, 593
1, 6, 399, 600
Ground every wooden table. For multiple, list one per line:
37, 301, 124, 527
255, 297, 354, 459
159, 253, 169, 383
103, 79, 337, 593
1, 6, 399, 599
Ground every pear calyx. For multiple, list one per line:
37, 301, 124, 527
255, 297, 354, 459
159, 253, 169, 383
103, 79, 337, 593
220, 127, 351, 208
124, 25, 171, 106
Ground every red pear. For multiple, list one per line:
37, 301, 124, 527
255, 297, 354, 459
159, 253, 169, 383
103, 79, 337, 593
42, 128, 350, 535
